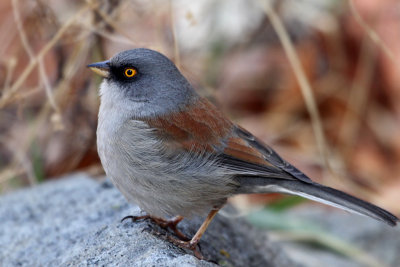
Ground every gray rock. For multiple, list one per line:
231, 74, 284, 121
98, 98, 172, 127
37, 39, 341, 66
280, 205, 400, 267
0, 173, 296, 267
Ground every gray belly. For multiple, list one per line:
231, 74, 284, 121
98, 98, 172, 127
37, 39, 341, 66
97, 119, 237, 217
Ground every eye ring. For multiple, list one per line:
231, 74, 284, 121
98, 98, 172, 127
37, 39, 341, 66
124, 68, 137, 78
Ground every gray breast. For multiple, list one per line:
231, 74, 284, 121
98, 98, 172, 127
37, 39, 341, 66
97, 115, 238, 217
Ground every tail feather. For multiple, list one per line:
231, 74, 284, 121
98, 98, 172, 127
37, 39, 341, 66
237, 178, 399, 226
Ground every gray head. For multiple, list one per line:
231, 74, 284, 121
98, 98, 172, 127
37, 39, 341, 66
88, 48, 198, 118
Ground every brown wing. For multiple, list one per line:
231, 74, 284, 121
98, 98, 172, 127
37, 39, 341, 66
145, 98, 312, 183
145, 98, 233, 152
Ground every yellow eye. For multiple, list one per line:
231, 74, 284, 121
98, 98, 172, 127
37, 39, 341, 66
124, 68, 137, 78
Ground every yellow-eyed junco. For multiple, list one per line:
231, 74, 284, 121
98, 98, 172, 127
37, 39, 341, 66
88, 48, 398, 257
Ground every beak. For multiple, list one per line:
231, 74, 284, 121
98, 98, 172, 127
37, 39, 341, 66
87, 60, 110, 78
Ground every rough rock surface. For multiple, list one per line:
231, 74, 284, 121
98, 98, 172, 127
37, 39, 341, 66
0, 173, 296, 267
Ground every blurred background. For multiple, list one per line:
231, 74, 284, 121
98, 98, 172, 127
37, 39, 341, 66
0, 0, 399, 259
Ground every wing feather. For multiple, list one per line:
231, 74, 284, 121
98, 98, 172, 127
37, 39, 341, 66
143, 98, 312, 183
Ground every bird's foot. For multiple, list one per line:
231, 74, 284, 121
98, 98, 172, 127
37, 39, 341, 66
121, 214, 203, 259
121, 214, 189, 241
165, 235, 203, 259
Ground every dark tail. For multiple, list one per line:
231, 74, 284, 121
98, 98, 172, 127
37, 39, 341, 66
237, 178, 399, 226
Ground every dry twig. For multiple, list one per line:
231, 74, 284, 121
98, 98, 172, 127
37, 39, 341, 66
260, 0, 332, 180
349, 0, 400, 71
0, 4, 91, 108
11, 0, 60, 114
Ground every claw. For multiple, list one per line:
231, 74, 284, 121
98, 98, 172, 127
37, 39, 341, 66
120, 210, 221, 261
120, 214, 189, 241
164, 235, 204, 259
121, 215, 151, 223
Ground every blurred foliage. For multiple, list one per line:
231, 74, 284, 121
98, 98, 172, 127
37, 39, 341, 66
264, 195, 307, 212
0, 0, 399, 215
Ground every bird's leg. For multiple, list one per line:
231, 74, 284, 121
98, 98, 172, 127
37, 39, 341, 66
152, 215, 188, 241
122, 207, 220, 259
189, 208, 220, 249
164, 207, 220, 259
121, 214, 188, 241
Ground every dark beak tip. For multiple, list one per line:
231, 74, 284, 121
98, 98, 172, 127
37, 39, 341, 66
86, 60, 110, 69
87, 60, 111, 78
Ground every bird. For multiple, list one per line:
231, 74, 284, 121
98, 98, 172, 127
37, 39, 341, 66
88, 48, 398, 258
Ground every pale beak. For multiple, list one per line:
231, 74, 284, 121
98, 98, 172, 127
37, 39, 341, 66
87, 60, 110, 78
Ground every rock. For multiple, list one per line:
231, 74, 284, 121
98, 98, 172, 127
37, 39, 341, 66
0, 173, 296, 267
277, 205, 400, 267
